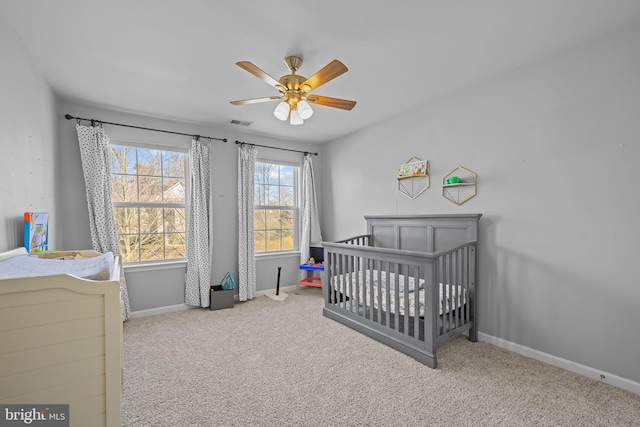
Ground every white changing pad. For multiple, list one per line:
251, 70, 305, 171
0, 251, 115, 281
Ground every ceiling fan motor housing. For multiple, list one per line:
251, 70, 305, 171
278, 74, 309, 106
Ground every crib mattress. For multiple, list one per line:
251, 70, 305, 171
334, 269, 465, 317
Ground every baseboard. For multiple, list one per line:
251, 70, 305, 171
129, 286, 303, 318
478, 332, 640, 395
130, 303, 192, 318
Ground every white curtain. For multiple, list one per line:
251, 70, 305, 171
76, 124, 131, 320
300, 153, 323, 277
185, 138, 212, 307
237, 144, 256, 301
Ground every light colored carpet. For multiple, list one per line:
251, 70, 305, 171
122, 287, 640, 426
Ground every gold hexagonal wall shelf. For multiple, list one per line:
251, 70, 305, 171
442, 165, 477, 205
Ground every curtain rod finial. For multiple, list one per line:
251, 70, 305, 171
64, 114, 73, 120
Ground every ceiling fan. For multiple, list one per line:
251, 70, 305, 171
230, 56, 356, 125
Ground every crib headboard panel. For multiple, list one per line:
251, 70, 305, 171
366, 214, 481, 253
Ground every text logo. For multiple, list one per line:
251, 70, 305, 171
1, 405, 68, 427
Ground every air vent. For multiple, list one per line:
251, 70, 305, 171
230, 119, 252, 127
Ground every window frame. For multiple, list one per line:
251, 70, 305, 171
253, 158, 300, 255
108, 138, 189, 265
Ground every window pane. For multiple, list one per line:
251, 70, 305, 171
119, 234, 140, 263
267, 166, 279, 185
280, 209, 293, 229
255, 231, 266, 252
281, 229, 294, 251
266, 230, 281, 251
137, 148, 162, 176
140, 208, 163, 233
111, 175, 137, 203
163, 151, 185, 178
255, 163, 269, 184
254, 210, 266, 230
139, 176, 163, 203
109, 145, 136, 174
280, 165, 294, 186
268, 185, 279, 205
254, 184, 266, 206
114, 207, 139, 235
165, 232, 185, 258
164, 208, 185, 233
163, 178, 185, 203
140, 233, 164, 261
280, 186, 294, 206
265, 209, 282, 229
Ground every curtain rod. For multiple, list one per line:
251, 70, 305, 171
235, 140, 318, 156
65, 114, 227, 143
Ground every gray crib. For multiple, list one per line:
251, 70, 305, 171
322, 214, 481, 368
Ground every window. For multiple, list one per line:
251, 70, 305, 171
109, 143, 187, 263
254, 161, 298, 253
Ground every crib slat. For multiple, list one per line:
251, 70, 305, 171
375, 260, 382, 326
326, 252, 333, 304
451, 251, 457, 328
460, 246, 466, 325
456, 249, 462, 328
339, 253, 346, 309
368, 260, 374, 321
384, 261, 391, 329
394, 262, 401, 333
436, 255, 443, 336
446, 252, 451, 331
334, 252, 340, 306
465, 246, 470, 323
447, 252, 452, 333
457, 249, 462, 327
413, 265, 420, 340
350, 253, 355, 313
352, 254, 358, 313
443, 253, 449, 334
402, 264, 409, 336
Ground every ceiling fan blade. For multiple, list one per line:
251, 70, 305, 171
236, 61, 286, 91
301, 60, 348, 92
307, 95, 356, 111
230, 96, 282, 106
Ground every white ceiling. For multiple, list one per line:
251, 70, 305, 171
3, 0, 640, 144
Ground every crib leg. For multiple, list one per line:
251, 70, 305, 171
469, 321, 478, 342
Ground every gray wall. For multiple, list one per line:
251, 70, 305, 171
320, 22, 640, 383
0, 15, 58, 253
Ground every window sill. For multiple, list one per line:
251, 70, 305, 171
123, 259, 187, 273
255, 251, 300, 260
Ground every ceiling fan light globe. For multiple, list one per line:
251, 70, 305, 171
290, 109, 303, 125
273, 102, 290, 121
297, 100, 313, 120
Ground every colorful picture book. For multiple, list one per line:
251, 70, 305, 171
24, 211, 49, 253
397, 159, 428, 177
